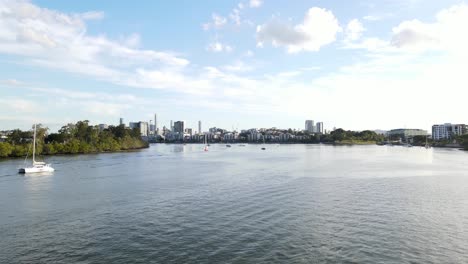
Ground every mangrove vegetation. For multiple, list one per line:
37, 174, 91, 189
0, 120, 148, 158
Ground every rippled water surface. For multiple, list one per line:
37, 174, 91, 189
1, 144, 468, 263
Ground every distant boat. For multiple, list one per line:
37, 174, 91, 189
18, 124, 55, 174
239, 144, 246, 147
203, 134, 209, 151
226, 144, 231, 147
425, 136, 431, 149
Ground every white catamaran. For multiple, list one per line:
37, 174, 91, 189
18, 124, 55, 174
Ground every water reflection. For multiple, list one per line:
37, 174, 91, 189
1, 145, 468, 263
18, 172, 55, 219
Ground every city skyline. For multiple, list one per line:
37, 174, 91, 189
1, 0, 468, 131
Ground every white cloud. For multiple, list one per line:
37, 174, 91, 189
256, 7, 342, 53
79, 11, 104, 20
391, 4, 468, 53
0, 79, 22, 86
202, 13, 227, 30
345, 19, 365, 42
28, 87, 138, 102
4, 1, 468, 131
122, 33, 141, 47
244, 50, 254, 57
223, 61, 254, 72
0, 1, 189, 67
0, 98, 38, 113
363, 15, 380, 21
347, 4, 468, 55
206, 42, 233, 53
229, 8, 241, 25
84, 101, 130, 116
250, 0, 263, 8
363, 13, 393, 21
343, 37, 391, 52
276, 71, 302, 78
0, 0, 200, 95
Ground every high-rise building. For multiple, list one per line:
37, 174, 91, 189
198, 120, 202, 134
305, 120, 315, 132
432, 123, 467, 140
139, 122, 149, 137
185, 128, 193, 136
174, 121, 184, 134
129, 121, 148, 136
170, 120, 173, 131
119, 118, 124, 126
154, 114, 158, 132
98, 124, 108, 132
316, 122, 324, 134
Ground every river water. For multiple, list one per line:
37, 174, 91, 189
1, 144, 468, 263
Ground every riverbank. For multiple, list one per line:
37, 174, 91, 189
156, 141, 379, 146
0, 144, 149, 160
0, 121, 150, 159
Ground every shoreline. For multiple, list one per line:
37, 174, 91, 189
2, 143, 466, 161
0, 146, 149, 160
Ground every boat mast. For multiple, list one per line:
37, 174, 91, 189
32, 124, 36, 164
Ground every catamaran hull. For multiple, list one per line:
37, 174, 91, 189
18, 167, 55, 174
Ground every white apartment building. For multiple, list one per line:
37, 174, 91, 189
432, 123, 467, 140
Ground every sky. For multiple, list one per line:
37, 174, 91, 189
0, 0, 467, 132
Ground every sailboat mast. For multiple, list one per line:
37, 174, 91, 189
32, 124, 36, 163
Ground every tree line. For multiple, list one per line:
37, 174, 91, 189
0, 120, 148, 158
235, 128, 385, 144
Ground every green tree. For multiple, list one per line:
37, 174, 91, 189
0, 142, 13, 157
11, 144, 29, 157
459, 134, 468, 150
43, 143, 57, 155
64, 139, 80, 154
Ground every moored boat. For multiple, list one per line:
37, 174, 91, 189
18, 124, 55, 174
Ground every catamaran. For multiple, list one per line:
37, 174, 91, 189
18, 124, 55, 174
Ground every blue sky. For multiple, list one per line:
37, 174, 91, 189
1, 0, 467, 132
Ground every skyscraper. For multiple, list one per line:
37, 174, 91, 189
139, 122, 148, 137
170, 120, 173, 131
305, 120, 314, 132
198, 120, 202, 134
154, 113, 158, 133
316, 122, 324, 134
119, 117, 124, 126
174, 121, 184, 133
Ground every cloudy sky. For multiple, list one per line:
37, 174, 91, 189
1, 0, 467, 132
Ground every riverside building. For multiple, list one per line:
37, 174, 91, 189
432, 123, 467, 140
387, 129, 427, 138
